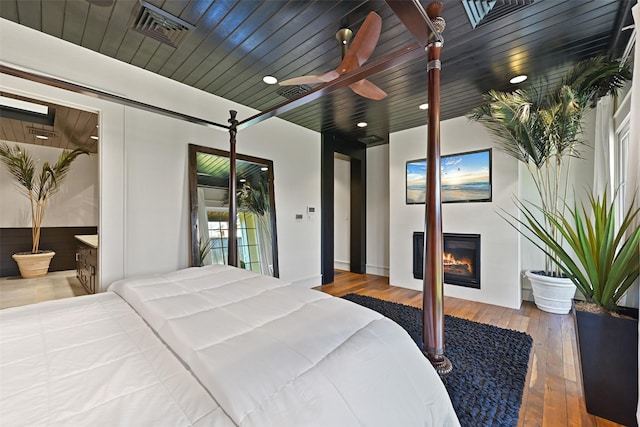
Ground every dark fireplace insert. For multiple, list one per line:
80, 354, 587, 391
413, 232, 481, 289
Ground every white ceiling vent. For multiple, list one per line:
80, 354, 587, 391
133, 1, 195, 48
462, 0, 535, 29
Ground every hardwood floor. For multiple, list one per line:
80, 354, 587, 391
317, 270, 626, 427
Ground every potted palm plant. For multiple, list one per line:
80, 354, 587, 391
0, 143, 88, 278
468, 56, 630, 314
510, 190, 639, 426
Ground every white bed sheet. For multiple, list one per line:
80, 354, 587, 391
110, 265, 460, 427
0, 292, 234, 426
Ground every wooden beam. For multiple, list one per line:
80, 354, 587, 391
0, 64, 230, 131
385, 0, 444, 46
385, 0, 451, 376
237, 43, 424, 131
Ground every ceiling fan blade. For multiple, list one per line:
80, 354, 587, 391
279, 70, 340, 86
336, 12, 383, 74
349, 79, 387, 100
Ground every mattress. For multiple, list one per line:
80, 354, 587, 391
110, 265, 460, 427
0, 292, 234, 426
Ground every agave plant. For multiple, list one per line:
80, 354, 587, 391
505, 190, 640, 312
0, 143, 88, 253
468, 56, 630, 275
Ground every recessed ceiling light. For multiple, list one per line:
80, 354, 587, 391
90, 136, 99, 140
419, 103, 429, 110
239, 178, 247, 183
357, 122, 368, 128
260, 167, 268, 171
263, 76, 278, 85
510, 74, 528, 84
35, 135, 48, 140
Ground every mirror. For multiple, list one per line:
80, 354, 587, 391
188, 144, 278, 276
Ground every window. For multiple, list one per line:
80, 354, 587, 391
614, 117, 630, 228
207, 210, 261, 273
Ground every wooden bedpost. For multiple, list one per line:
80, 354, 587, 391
228, 110, 239, 267
423, 2, 452, 377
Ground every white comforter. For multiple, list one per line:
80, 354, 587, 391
110, 265, 460, 427
0, 292, 233, 426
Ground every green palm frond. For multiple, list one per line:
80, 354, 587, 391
0, 143, 89, 253
468, 56, 631, 275
0, 144, 35, 193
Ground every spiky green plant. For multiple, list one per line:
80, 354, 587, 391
504, 190, 640, 312
0, 143, 88, 253
468, 56, 630, 275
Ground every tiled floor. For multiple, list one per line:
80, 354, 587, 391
0, 270, 88, 310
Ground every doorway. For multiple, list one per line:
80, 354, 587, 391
0, 92, 99, 306
321, 133, 366, 284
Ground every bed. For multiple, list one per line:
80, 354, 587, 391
1, 265, 459, 426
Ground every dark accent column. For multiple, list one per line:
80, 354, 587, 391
423, 2, 452, 377
349, 154, 366, 274
320, 134, 336, 284
320, 133, 368, 284
228, 111, 238, 267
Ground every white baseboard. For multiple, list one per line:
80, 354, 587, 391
366, 264, 389, 277
333, 261, 350, 271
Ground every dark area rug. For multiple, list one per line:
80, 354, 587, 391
342, 293, 533, 427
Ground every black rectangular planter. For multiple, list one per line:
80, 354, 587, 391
573, 304, 638, 427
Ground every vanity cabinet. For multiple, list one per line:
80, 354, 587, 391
75, 235, 98, 294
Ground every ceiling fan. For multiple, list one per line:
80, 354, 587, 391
279, 12, 387, 100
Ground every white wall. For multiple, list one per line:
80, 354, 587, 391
366, 144, 390, 276
334, 156, 350, 270
0, 142, 98, 227
389, 117, 522, 309
0, 18, 321, 290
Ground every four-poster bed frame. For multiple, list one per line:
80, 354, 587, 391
227, 1, 451, 375
1, 0, 451, 376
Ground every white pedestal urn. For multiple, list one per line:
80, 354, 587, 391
525, 270, 576, 314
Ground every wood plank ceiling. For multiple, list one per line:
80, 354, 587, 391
0, 0, 635, 147
0, 92, 99, 153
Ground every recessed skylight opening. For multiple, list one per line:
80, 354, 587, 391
0, 96, 48, 115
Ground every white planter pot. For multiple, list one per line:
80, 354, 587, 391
12, 251, 55, 278
525, 270, 576, 314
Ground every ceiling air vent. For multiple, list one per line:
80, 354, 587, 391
133, 0, 195, 48
357, 135, 384, 145
276, 85, 311, 99
462, 0, 535, 29
27, 127, 57, 139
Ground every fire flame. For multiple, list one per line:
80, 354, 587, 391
443, 252, 473, 276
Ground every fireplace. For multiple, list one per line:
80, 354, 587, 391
413, 232, 481, 289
